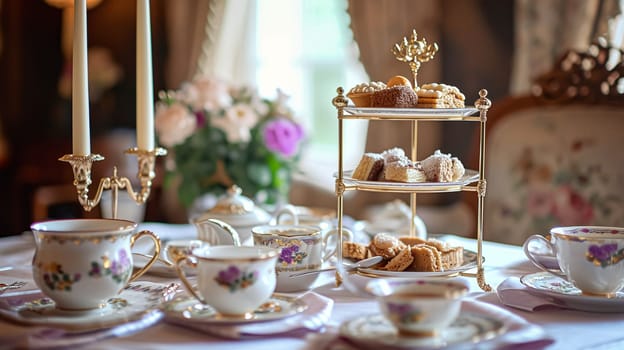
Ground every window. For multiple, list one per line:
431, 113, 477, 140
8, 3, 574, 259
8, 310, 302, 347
255, 0, 369, 191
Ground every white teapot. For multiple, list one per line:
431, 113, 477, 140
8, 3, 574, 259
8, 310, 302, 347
191, 185, 297, 246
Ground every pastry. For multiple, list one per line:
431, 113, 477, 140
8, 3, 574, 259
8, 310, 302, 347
381, 147, 407, 164
386, 75, 412, 88
398, 236, 428, 246
369, 233, 406, 259
343, 241, 369, 261
383, 158, 426, 183
421, 149, 465, 182
385, 246, 414, 271
371, 86, 418, 108
415, 83, 465, 108
410, 244, 442, 272
352, 153, 384, 181
347, 82, 387, 107
440, 245, 464, 270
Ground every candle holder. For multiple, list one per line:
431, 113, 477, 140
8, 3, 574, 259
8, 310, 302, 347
392, 29, 439, 87
59, 147, 167, 219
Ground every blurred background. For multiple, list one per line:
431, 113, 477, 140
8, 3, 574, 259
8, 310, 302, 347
0, 0, 620, 236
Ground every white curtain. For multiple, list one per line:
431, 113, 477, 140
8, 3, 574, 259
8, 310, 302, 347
163, 0, 212, 88
197, 0, 256, 86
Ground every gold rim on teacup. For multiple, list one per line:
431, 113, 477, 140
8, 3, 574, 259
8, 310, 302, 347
190, 246, 279, 262
551, 226, 624, 241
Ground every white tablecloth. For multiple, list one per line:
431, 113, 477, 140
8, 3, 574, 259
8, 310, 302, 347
1, 223, 623, 350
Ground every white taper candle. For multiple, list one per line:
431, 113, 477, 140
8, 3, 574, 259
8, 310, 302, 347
72, 0, 90, 155
136, 0, 155, 150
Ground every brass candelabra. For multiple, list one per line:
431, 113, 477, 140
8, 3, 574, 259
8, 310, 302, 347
59, 147, 167, 219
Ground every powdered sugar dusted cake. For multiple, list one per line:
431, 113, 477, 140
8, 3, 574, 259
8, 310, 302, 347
352, 153, 384, 181
421, 150, 465, 182
384, 158, 426, 183
381, 147, 407, 164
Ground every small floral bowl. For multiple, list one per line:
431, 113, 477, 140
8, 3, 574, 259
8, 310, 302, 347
366, 279, 468, 336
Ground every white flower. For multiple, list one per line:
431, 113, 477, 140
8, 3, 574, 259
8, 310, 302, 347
178, 77, 232, 111
154, 102, 196, 147
212, 103, 259, 143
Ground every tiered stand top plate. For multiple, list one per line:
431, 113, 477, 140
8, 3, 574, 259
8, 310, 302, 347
341, 106, 480, 121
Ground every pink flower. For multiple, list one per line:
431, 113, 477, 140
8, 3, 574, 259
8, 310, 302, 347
212, 104, 259, 143
526, 186, 554, 217
551, 185, 594, 226
263, 119, 304, 157
155, 103, 197, 147
178, 77, 232, 111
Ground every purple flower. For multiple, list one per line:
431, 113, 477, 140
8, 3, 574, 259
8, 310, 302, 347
588, 243, 618, 262
263, 119, 304, 157
216, 265, 241, 284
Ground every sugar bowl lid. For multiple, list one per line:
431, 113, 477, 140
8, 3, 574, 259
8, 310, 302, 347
195, 185, 271, 226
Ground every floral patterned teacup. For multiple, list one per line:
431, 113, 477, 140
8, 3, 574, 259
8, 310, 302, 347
30, 219, 161, 310
174, 245, 279, 317
252, 225, 353, 292
366, 279, 468, 336
523, 226, 624, 295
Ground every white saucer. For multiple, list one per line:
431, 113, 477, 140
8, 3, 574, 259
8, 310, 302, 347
164, 294, 308, 325
520, 272, 624, 313
357, 249, 481, 278
0, 281, 179, 331
340, 313, 504, 349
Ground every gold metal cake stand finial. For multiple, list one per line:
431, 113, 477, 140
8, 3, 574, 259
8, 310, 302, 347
392, 29, 439, 87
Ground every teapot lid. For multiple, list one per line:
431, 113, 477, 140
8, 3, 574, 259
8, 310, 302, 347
199, 185, 271, 226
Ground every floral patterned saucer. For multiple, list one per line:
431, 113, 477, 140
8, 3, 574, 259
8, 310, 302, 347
520, 272, 624, 312
163, 293, 308, 325
0, 282, 179, 331
339, 313, 504, 349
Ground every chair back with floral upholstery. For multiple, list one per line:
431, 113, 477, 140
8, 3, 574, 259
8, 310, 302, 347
474, 40, 624, 245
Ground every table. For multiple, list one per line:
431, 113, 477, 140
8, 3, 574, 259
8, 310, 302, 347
1, 223, 624, 350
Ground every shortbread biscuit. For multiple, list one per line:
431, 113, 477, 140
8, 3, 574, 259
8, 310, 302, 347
342, 241, 369, 261
398, 236, 428, 246
369, 233, 406, 259
410, 244, 442, 272
385, 247, 414, 271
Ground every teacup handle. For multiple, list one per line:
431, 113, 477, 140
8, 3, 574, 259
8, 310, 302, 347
129, 230, 162, 282
174, 257, 207, 305
270, 204, 299, 225
322, 228, 353, 261
198, 218, 242, 246
522, 234, 565, 276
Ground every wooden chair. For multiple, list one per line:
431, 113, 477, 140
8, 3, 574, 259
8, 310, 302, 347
465, 39, 624, 245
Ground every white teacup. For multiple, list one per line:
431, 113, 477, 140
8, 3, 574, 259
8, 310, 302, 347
252, 224, 353, 292
30, 219, 161, 310
523, 226, 624, 295
366, 278, 468, 336
175, 245, 279, 317
165, 239, 205, 263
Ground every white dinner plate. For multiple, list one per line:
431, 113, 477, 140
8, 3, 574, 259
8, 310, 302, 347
340, 313, 504, 349
520, 272, 624, 313
356, 249, 481, 278
337, 169, 479, 192
163, 293, 308, 325
0, 281, 179, 331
